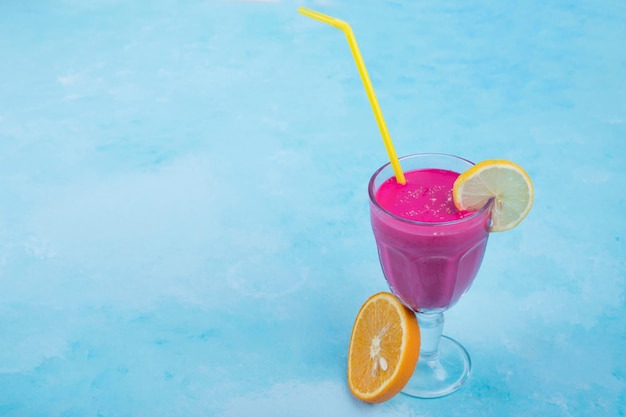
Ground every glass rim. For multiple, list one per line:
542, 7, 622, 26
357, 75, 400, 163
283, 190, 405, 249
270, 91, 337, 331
368, 153, 493, 227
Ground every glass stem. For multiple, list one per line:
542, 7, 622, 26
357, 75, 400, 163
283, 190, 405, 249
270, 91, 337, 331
416, 312, 445, 361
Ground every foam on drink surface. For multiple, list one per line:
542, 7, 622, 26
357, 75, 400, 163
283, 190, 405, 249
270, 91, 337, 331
375, 168, 471, 222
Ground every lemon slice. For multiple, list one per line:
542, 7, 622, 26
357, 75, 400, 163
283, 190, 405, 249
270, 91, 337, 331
347, 292, 420, 403
453, 159, 534, 232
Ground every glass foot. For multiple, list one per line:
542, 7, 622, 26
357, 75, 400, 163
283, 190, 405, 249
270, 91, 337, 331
401, 335, 471, 399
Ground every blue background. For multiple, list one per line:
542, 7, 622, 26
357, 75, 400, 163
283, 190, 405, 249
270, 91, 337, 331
1, 1, 624, 415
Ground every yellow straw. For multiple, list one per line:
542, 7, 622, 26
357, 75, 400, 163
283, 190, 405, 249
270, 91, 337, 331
298, 7, 406, 184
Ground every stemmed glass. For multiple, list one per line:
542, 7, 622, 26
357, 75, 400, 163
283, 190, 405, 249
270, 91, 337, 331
368, 153, 492, 398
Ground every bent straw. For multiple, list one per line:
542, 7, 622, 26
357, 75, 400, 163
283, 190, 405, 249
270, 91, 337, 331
298, 7, 406, 184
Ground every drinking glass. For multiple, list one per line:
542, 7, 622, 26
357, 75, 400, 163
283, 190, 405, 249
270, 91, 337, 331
368, 153, 492, 398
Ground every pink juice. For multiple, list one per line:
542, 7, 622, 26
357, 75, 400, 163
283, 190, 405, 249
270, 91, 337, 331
370, 168, 490, 312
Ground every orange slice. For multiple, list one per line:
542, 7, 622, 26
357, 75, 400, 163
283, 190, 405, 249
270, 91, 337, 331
453, 159, 534, 232
347, 292, 420, 403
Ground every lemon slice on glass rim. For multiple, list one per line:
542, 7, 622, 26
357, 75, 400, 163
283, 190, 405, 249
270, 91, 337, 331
453, 159, 534, 232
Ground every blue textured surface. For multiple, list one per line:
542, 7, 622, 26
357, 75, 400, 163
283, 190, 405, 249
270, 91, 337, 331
1, 1, 625, 416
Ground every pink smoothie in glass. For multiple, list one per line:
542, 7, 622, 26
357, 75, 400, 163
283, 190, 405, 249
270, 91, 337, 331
370, 168, 490, 312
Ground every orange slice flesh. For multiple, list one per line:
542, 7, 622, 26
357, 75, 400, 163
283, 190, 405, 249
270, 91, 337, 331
347, 292, 420, 403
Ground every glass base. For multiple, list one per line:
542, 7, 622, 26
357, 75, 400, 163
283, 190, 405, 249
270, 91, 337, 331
401, 335, 471, 399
